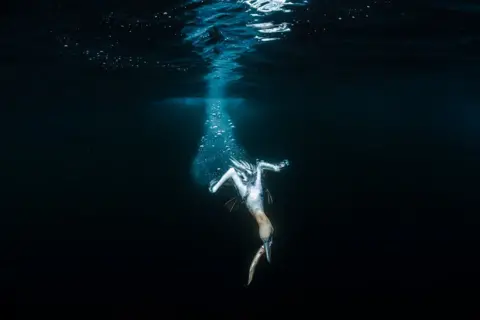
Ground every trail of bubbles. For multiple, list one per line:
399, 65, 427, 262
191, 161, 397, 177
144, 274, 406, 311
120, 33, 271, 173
185, 0, 305, 185
191, 81, 248, 186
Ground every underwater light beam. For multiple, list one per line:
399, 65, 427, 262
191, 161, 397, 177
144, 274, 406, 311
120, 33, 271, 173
184, 0, 298, 185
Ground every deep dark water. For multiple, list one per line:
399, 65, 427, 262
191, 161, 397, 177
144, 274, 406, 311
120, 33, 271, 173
3, 2, 480, 317
3, 59, 480, 315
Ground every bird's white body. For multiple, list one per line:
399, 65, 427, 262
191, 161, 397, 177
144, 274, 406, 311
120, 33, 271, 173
209, 158, 289, 265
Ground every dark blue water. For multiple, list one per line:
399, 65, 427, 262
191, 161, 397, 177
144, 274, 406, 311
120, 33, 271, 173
2, 0, 480, 316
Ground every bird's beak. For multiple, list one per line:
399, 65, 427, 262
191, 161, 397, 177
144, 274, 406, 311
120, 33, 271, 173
263, 240, 272, 263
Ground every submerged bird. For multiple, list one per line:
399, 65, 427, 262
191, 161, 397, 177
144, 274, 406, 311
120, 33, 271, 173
209, 157, 289, 284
